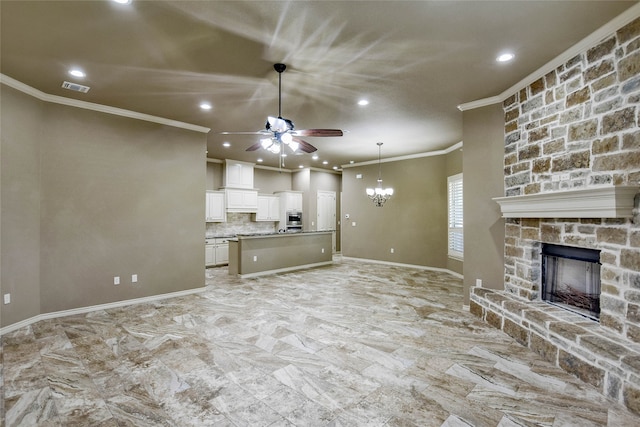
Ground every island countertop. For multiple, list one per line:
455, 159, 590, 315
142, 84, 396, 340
228, 231, 333, 277
233, 231, 332, 240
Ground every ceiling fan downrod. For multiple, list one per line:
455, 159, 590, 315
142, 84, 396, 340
274, 63, 286, 118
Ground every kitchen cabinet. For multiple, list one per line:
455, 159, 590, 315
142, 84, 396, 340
275, 191, 303, 228
225, 188, 258, 212
206, 191, 226, 222
206, 237, 230, 266
276, 191, 303, 212
215, 239, 229, 265
224, 159, 254, 189
254, 195, 280, 221
205, 241, 215, 266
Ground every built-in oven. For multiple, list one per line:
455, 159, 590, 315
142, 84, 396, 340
286, 210, 302, 232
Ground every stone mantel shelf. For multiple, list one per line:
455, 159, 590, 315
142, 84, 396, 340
493, 186, 639, 219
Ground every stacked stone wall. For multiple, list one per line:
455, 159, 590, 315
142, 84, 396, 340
501, 17, 640, 344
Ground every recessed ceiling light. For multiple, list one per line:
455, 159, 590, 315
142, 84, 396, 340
332, 166, 338, 170
200, 102, 212, 110
222, 142, 230, 147
299, 165, 304, 169
312, 155, 319, 160
69, 68, 85, 78
257, 158, 263, 163
496, 52, 515, 63
349, 160, 354, 164
358, 99, 369, 106
322, 160, 328, 165
112, 0, 132, 4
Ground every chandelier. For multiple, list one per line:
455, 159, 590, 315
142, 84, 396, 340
366, 142, 394, 207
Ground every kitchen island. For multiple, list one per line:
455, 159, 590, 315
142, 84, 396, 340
228, 231, 333, 277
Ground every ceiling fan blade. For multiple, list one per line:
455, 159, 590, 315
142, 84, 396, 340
245, 142, 263, 151
294, 129, 343, 137
293, 138, 317, 153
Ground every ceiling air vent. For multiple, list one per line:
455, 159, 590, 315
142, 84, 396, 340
61, 81, 90, 93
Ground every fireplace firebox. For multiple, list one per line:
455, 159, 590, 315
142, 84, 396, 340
541, 243, 601, 320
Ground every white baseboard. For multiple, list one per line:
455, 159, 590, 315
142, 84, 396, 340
0, 286, 207, 336
237, 261, 333, 278
340, 256, 464, 279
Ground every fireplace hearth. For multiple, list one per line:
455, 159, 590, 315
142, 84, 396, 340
541, 243, 601, 320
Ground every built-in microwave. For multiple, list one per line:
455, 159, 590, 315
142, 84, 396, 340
286, 210, 302, 227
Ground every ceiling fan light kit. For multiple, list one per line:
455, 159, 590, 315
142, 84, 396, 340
366, 142, 394, 207
221, 63, 344, 161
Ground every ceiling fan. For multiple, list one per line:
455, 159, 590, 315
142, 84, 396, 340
221, 63, 343, 155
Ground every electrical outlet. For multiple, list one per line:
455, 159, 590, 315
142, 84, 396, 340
253, 255, 258, 262
132, 274, 138, 283
390, 248, 394, 254
352, 221, 356, 227
114, 276, 120, 285
476, 279, 483, 287
3, 293, 11, 304
321, 248, 325, 253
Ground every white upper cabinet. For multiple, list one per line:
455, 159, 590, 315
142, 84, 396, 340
277, 191, 303, 212
206, 191, 226, 222
225, 188, 258, 212
254, 195, 280, 221
223, 159, 254, 189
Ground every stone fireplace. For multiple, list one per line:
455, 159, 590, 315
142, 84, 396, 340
470, 16, 640, 415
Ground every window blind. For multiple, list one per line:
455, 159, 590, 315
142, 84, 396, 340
448, 173, 463, 259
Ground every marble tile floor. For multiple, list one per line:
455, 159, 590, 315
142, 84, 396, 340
2, 259, 639, 426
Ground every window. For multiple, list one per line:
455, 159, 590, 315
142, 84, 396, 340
448, 173, 463, 260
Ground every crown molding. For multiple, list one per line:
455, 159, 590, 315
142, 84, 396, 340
342, 141, 463, 168
1, 74, 210, 134
205, 158, 341, 174
457, 3, 640, 111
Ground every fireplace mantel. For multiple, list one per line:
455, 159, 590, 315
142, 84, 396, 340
493, 186, 639, 218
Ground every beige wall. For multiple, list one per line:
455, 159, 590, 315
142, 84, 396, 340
1, 84, 207, 327
462, 104, 505, 305
254, 167, 292, 194
342, 155, 453, 267
1, 86, 44, 325
206, 161, 223, 190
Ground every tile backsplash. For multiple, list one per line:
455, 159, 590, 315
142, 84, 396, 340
206, 213, 277, 237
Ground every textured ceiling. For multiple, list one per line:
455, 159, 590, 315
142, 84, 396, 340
1, 1, 637, 169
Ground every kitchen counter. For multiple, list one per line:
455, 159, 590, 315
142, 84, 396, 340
228, 231, 333, 277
